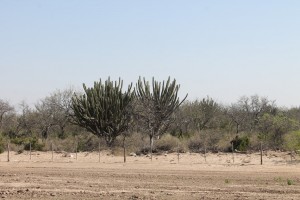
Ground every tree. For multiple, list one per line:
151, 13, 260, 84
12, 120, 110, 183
38, 88, 74, 139
34, 88, 75, 139
190, 97, 219, 160
35, 99, 55, 139
135, 77, 187, 160
257, 112, 298, 164
191, 97, 219, 131
71, 78, 134, 148
284, 130, 300, 153
227, 95, 275, 134
226, 102, 247, 134
0, 99, 14, 130
287, 106, 300, 123
239, 95, 275, 132
170, 101, 194, 138
16, 101, 37, 137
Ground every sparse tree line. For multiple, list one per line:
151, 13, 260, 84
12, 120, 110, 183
1, 77, 300, 161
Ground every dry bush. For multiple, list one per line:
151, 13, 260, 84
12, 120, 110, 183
155, 134, 186, 153
216, 136, 231, 152
76, 133, 106, 152
247, 132, 262, 150
43, 133, 107, 152
45, 138, 76, 152
113, 132, 149, 155
187, 134, 203, 153
188, 130, 224, 153
7, 143, 20, 152
112, 132, 187, 155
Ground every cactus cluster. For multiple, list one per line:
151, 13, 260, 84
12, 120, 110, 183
71, 78, 134, 146
135, 77, 187, 160
71, 76, 187, 155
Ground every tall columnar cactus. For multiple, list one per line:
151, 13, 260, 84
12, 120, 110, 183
135, 77, 187, 160
71, 78, 134, 146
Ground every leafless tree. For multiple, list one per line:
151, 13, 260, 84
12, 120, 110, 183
35, 88, 74, 139
0, 99, 14, 130
16, 101, 37, 137
227, 95, 275, 134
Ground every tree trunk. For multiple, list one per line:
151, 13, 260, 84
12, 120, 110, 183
150, 135, 153, 162
204, 142, 207, 163
260, 141, 263, 165
177, 141, 180, 163
58, 125, 65, 139
123, 135, 126, 163
75, 137, 78, 160
7, 142, 10, 162
231, 142, 234, 163
98, 139, 101, 163
29, 142, 32, 160
42, 126, 50, 140
51, 142, 54, 162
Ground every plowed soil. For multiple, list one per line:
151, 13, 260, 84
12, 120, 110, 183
0, 151, 300, 199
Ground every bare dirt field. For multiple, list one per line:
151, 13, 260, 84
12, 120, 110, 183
0, 151, 300, 199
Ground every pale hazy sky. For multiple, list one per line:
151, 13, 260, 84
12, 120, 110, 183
1, 1, 300, 107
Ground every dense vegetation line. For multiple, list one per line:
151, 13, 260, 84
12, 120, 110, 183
1, 77, 300, 160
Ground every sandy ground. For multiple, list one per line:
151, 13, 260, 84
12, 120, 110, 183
0, 151, 300, 199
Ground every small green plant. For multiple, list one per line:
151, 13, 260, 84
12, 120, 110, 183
287, 179, 294, 185
225, 179, 230, 184
24, 137, 44, 151
274, 177, 283, 182
11, 137, 45, 151
17, 149, 24, 154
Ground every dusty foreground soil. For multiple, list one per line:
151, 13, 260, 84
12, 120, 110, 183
0, 151, 300, 199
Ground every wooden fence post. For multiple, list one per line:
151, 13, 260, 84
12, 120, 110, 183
75, 140, 78, 161
177, 142, 180, 163
260, 141, 263, 165
204, 143, 207, 163
51, 142, 54, 162
7, 142, 10, 162
98, 140, 101, 163
231, 142, 234, 163
30, 143, 32, 160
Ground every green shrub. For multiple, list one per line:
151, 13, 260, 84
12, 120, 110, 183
287, 179, 294, 185
24, 138, 44, 151
0, 146, 4, 153
11, 137, 44, 151
0, 134, 5, 153
11, 137, 24, 145
231, 135, 250, 152
274, 177, 283, 182
284, 130, 300, 151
